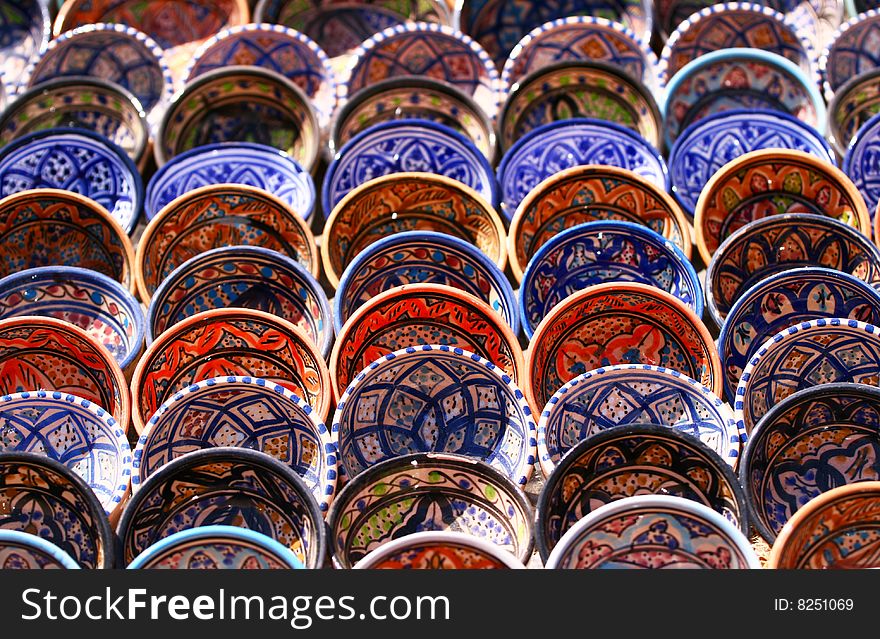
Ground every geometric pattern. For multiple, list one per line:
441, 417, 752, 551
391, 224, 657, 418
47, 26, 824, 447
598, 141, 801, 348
0, 0, 49, 98
0, 530, 79, 569
843, 111, 880, 218
821, 9, 880, 98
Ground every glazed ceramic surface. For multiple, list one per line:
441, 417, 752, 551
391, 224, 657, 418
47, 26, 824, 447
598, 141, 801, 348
133, 376, 337, 511
525, 282, 721, 412
0, 529, 79, 569
736, 318, 880, 437
323, 119, 498, 216
499, 61, 661, 152
326, 453, 535, 568
322, 172, 505, 288
127, 525, 306, 569
131, 308, 332, 435
333, 345, 535, 485
706, 214, 880, 329
843, 111, 880, 219
819, 9, 880, 100
331, 284, 524, 397
545, 495, 760, 568
0, 0, 50, 99
353, 531, 525, 569
497, 118, 667, 217
520, 221, 701, 338
117, 448, 326, 567
334, 230, 516, 335
0, 452, 114, 568
508, 165, 692, 282
340, 22, 501, 122
828, 68, 880, 156
0, 127, 143, 234
0, 266, 145, 370
536, 425, 748, 562
136, 184, 318, 302
718, 267, 880, 401
537, 364, 740, 476
669, 109, 835, 218
741, 383, 880, 541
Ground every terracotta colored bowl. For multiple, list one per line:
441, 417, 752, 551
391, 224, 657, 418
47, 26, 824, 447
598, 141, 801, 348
322, 172, 506, 289
353, 531, 526, 569
694, 148, 872, 265
130, 308, 332, 435
508, 164, 692, 282
135, 183, 318, 303
524, 282, 722, 412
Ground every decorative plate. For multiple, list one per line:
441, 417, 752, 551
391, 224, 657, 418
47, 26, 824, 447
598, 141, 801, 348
844, 111, 880, 222
353, 531, 526, 569
819, 8, 880, 101
0, 0, 50, 99
828, 67, 880, 156
0, 529, 80, 569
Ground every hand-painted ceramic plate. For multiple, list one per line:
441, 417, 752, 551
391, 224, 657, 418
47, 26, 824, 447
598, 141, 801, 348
843, 111, 880, 223
828, 67, 880, 156
353, 530, 526, 569
0, 529, 80, 569
0, 0, 50, 100
819, 8, 880, 101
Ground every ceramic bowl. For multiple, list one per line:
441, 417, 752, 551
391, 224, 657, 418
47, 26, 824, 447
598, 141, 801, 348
662, 48, 826, 149
254, 0, 453, 59
326, 453, 535, 569
23, 23, 173, 123
499, 60, 661, 153
0, 76, 149, 168
501, 16, 659, 95
331, 284, 524, 399
659, 2, 816, 86
334, 230, 516, 335
0, 451, 114, 568
736, 318, 880, 438
339, 22, 501, 122
353, 531, 526, 569
741, 382, 880, 542
184, 23, 336, 128
827, 67, 880, 157
0, 529, 80, 569
0, 266, 145, 371
127, 524, 306, 569
525, 282, 722, 413
537, 364, 740, 476
455, 0, 652, 68
520, 221, 702, 338
330, 77, 497, 163
145, 141, 315, 222
147, 245, 331, 357
0, 127, 143, 235
718, 267, 880, 401
117, 447, 326, 567
497, 118, 667, 218
130, 308, 332, 435
155, 66, 320, 171
694, 149, 872, 265
0, 0, 50, 99
0, 389, 131, 519
669, 109, 835, 218
844, 111, 880, 221
508, 165, 692, 283
545, 494, 761, 569
322, 172, 506, 289
0, 188, 135, 294
536, 424, 748, 562
323, 119, 498, 216
706, 214, 880, 330
819, 8, 880, 102
769, 481, 880, 568
133, 376, 337, 511
136, 183, 318, 303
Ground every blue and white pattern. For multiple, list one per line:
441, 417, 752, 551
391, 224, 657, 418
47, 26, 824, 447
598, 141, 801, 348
844, 111, 880, 219
0, 0, 50, 100
0, 529, 80, 569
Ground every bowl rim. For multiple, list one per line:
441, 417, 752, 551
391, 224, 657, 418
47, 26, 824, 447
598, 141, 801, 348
818, 6, 880, 102
2, 0, 52, 91
322, 170, 507, 289
352, 530, 527, 569
253, 0, 454, 32
535, 422, 749, 563
519, 219, 702, 339
0, 528, 81, 569
544, 493, 761, 569
842, 109, 880, 213
116, 446, 326, 568
333, 229, 517, 335
325, 451, 536, 569
826, 65, 880, 156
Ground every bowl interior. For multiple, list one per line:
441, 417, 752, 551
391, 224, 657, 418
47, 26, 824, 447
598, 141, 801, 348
0, 529, 80, 569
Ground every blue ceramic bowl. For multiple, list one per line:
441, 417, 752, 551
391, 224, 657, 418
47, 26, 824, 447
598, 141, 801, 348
0, 127, 143, 234
322, 119, 499, 215
718, 266, 880, 401
537, 364, 740, 477
0, 529, 80, 569
843, 110, 880, 220
519, 220, 701, 338
145, 142, 316, 222
146, 245, 333, 358
133, 376, 338, 512
334, 230, 517, 335
0, 265, 145, 371
127, 525, 306, 569
819, 8, 880, 102
496, 118, 667, 218
0, 0, 50, 98
332, 345, 537, 487
669, 109, 835, 218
